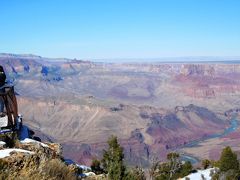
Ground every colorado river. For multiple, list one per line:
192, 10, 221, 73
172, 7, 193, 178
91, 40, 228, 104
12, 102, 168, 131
180, 118, 239, 164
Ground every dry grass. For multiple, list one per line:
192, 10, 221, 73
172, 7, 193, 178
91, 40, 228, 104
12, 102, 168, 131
41, 159, 77, 180
0, 153, 78, 180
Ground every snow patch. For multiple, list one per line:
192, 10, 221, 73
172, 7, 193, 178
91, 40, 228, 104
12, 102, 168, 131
181, 168, 216, 180
76, 164, 91, 171
0, 141, 6, 146
84, 172, 96, 176
0, 148, 34, 158
79, 172, 96, 177
20, 138, 49, 148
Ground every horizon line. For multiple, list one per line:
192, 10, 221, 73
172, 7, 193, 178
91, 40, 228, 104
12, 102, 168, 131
1, 52, 240, 63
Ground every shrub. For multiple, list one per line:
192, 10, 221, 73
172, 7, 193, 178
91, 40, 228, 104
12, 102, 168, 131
124, 166, 146, 180
42, 159, 77, 180
152, 153, 193, 179
180, 161, 192, 177
3, 132, 19, 148
202, 159, 211, 169
91, 159, 103, 175
0, 159, 8, 170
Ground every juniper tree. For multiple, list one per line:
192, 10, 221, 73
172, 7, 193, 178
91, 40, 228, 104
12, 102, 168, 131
101, 135, 125, 180
219, 146, 239, 172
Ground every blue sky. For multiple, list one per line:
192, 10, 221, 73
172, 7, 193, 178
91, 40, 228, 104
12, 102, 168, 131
0, 0, 240, 61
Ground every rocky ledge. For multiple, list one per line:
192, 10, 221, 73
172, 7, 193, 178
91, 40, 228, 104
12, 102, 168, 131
0, 131, 102, 180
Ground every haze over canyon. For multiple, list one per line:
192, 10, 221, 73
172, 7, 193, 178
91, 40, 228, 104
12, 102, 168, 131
1, 53, 240, 167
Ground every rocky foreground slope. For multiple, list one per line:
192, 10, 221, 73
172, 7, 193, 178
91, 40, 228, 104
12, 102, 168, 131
0, 132, 79, 179
1, 54, 240, 167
